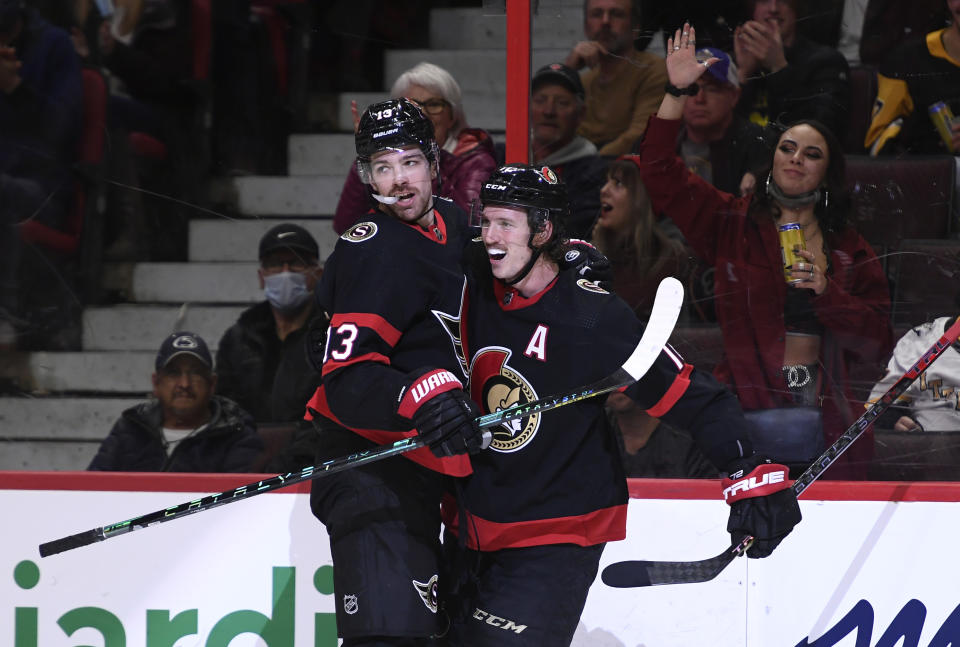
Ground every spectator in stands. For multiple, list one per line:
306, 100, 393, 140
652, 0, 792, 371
677, 47, 772, 197
590, 158, 691, 318
633, 24, 892, 478
216, 223, 326, 427
88, 331, 262, 472
868, 317, 960, 432
734, 0, 850, 135
97, 0, 195, 260
0, 0, 82, 349
835, 0, 869, 66
529, 62, 608, 238
605, 392, 720, 477
333, 61, 496, 234
864, 0, 960, 155
564, 0, 667, 156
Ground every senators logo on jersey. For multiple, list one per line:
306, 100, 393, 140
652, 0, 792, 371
469, 347, 540, 453
342, 221, 378, 242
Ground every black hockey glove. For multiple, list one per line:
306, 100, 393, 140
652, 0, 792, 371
397, 369, 491, 457
722, 455, 801, 558
558, 239, 613, 289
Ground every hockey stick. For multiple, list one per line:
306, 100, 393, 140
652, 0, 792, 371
602, 315, 960, 588
39, 277, 685, 558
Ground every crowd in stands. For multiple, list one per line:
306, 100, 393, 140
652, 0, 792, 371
2, 0, 960, 482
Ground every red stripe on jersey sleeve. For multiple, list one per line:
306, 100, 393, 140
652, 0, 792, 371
331, 312, 403, 347
321, 352, 390, 377
442, 504, 627, 550
303, 386, 473, 477
645, 362, 694, 417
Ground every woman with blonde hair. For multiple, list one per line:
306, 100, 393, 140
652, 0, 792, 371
334, 61, 496, 233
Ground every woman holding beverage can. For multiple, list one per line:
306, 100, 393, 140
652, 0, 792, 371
624, 23, 892, 479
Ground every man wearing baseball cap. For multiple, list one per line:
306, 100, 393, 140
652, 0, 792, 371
664, 46, 772, 323
530, 62, 609, 238
215, 224, 328, 469
88, 332, 262, 472
676, 47, 771, 198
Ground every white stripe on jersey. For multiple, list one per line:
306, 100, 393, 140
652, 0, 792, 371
663, 343, 685, 371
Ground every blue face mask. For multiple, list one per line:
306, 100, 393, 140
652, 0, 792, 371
263, 271, 310, 314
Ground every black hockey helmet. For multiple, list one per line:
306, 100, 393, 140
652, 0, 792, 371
355, 98, 438, 172
479, 164, 570, 234
479, 165, 570, 285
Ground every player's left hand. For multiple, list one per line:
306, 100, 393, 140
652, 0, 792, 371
722, 455, 801, 558
559, 239, 613, 289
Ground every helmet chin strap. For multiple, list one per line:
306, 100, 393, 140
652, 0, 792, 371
504, 228, 546, 286
505, 248, 542, 286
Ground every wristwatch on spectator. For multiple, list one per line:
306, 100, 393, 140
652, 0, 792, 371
664, 82, 699, 97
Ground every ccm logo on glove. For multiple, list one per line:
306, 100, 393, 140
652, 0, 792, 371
722, 464, 789, 503
398, 369, 462, 417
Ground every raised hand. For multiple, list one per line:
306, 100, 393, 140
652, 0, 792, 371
0, 45, 21, 94
349, 99, 362, 133
665, 23, 717, 90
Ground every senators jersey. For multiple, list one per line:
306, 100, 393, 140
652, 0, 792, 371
447, 245, 750, 550
305, 198, 473, 476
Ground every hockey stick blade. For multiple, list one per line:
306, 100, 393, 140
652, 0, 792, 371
601, 316, 960, 588
40, 277, 684, 558
602, 537, 753, 588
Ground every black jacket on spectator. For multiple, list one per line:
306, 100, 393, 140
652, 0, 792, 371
100, 0, 193, 118
676, 115, 773, 196
215, 301, 325, 424
736, 35, 850, 135
88, 396, 262, 472
0, 8, 81, 228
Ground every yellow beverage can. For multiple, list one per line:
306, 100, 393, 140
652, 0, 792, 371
929, 101, 956, 153
778, 223, 805, 284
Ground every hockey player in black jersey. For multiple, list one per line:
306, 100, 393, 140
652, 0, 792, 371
303, 98, 489, 645
443, 165, 802, 646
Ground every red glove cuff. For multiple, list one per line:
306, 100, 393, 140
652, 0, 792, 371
397, 369, 464, 419
721, 463, 791, 504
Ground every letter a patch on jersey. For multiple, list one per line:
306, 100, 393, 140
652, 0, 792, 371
524, 324, 548, 361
